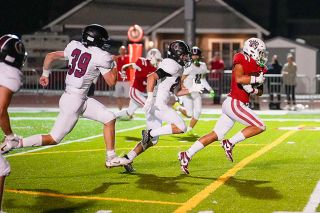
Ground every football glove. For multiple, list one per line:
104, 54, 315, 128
189, 83, 204, 94
132, 63, 142, 71
242, 84, 258, 94
142, 92, 154, 113
209, 90, 215, 98
250, 72, 265, 85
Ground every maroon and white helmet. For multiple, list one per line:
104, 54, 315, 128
146, 48, 162, 67
243, 37, 267, 67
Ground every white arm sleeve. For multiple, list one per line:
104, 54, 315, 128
97, 53, 115, 75
200, 78, 213, 91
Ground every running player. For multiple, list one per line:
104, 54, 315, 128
174, 46, 215, 133
178, 38, 268, 174
115, 48, 162, 119
0, 25, 130, 168
121, 40, 204, 172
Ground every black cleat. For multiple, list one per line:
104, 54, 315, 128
123, 154, 135, 173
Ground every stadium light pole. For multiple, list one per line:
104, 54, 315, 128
184, 0, 196, 46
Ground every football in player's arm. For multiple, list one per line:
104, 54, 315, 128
178, 37, 267, 174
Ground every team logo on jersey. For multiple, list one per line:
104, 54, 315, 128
14, 41, 24, 54
249, 40, 259, 50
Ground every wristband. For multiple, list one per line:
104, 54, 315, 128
42, 69, 51, 77
250, 76, 256, 84
147, 92, 153, 99
252, 88, 259, 95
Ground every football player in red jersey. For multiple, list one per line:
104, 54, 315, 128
115, 48, 162, 119
178, 38, 268, 174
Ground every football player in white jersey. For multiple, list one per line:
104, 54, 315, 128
121, 40, 204, 172
115, 48, 162, 119
0, 34, 27, 212
0, 24, 130, 168
174, 46, 215, 133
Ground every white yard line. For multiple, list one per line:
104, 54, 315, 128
274, 180, 320, 213
303, 181, 320, 213
5, 125, 145, 158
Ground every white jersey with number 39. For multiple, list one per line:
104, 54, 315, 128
64, 40, 114, 95
155, 58, 183, 106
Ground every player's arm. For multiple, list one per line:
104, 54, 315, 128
102, 66, 118, 87
180, 75, 188, 90
234, 64, 264, 85
40, 51, 65, 87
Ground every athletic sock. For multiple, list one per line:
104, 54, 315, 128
22, 135, 42, 147
150, 124, 173, 137
127, 151, 137, 161
106, 150, 116, 160
229, 131, 246, 145
186, 140, 204, 158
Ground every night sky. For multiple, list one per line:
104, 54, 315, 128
1, 0, 320, 47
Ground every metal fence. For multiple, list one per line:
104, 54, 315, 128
20, 68, 318, 99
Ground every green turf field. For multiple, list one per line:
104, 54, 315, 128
2, 111, 320, 213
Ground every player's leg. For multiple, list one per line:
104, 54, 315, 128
187, 94, 202, 132
114, 82, 123, 110
221, 98, 266, 161
82, 97, 129, 167
123, 110, 162, 172
0, 154, 10, 212
19, 93, 83, 149
147, 106, 186, 139
178, 111, 235, 174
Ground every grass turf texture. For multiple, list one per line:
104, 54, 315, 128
2, 112, 320, 213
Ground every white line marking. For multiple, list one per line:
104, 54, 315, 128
303, 181, 320, 213
274, 181, 320, 213
5, 125, 145, 158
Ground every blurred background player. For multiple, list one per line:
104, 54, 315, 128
115, 48, 162, 120
0, 25, 130, 168
121, 40, 204, 172
178, 38, 267, 174
174, 46, 215, 134
114, 46, 130, 110
209, 51, 225, 104
0, 34, 27, 212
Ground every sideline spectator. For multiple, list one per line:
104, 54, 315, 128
209, 52, 224, 104
114, 46, 130, 110
282, 53, 297, 110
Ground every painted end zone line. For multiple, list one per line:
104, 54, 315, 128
5, 125, 145, 158
174, 125, 305, 213
5, 189, 182, 206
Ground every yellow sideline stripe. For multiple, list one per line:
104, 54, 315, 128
13, 144, 264, 156
5, 189, 183, 206
174, 126, 304, 213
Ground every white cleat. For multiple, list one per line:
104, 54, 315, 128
0, 134, 22, 154
105, 156, 131, 168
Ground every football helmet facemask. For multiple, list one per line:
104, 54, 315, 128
146, 48, 162, 67
0, 34, 27, 69
243, 37, 267, 67
167, 40, 191, 67
82, 24, 111, 51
